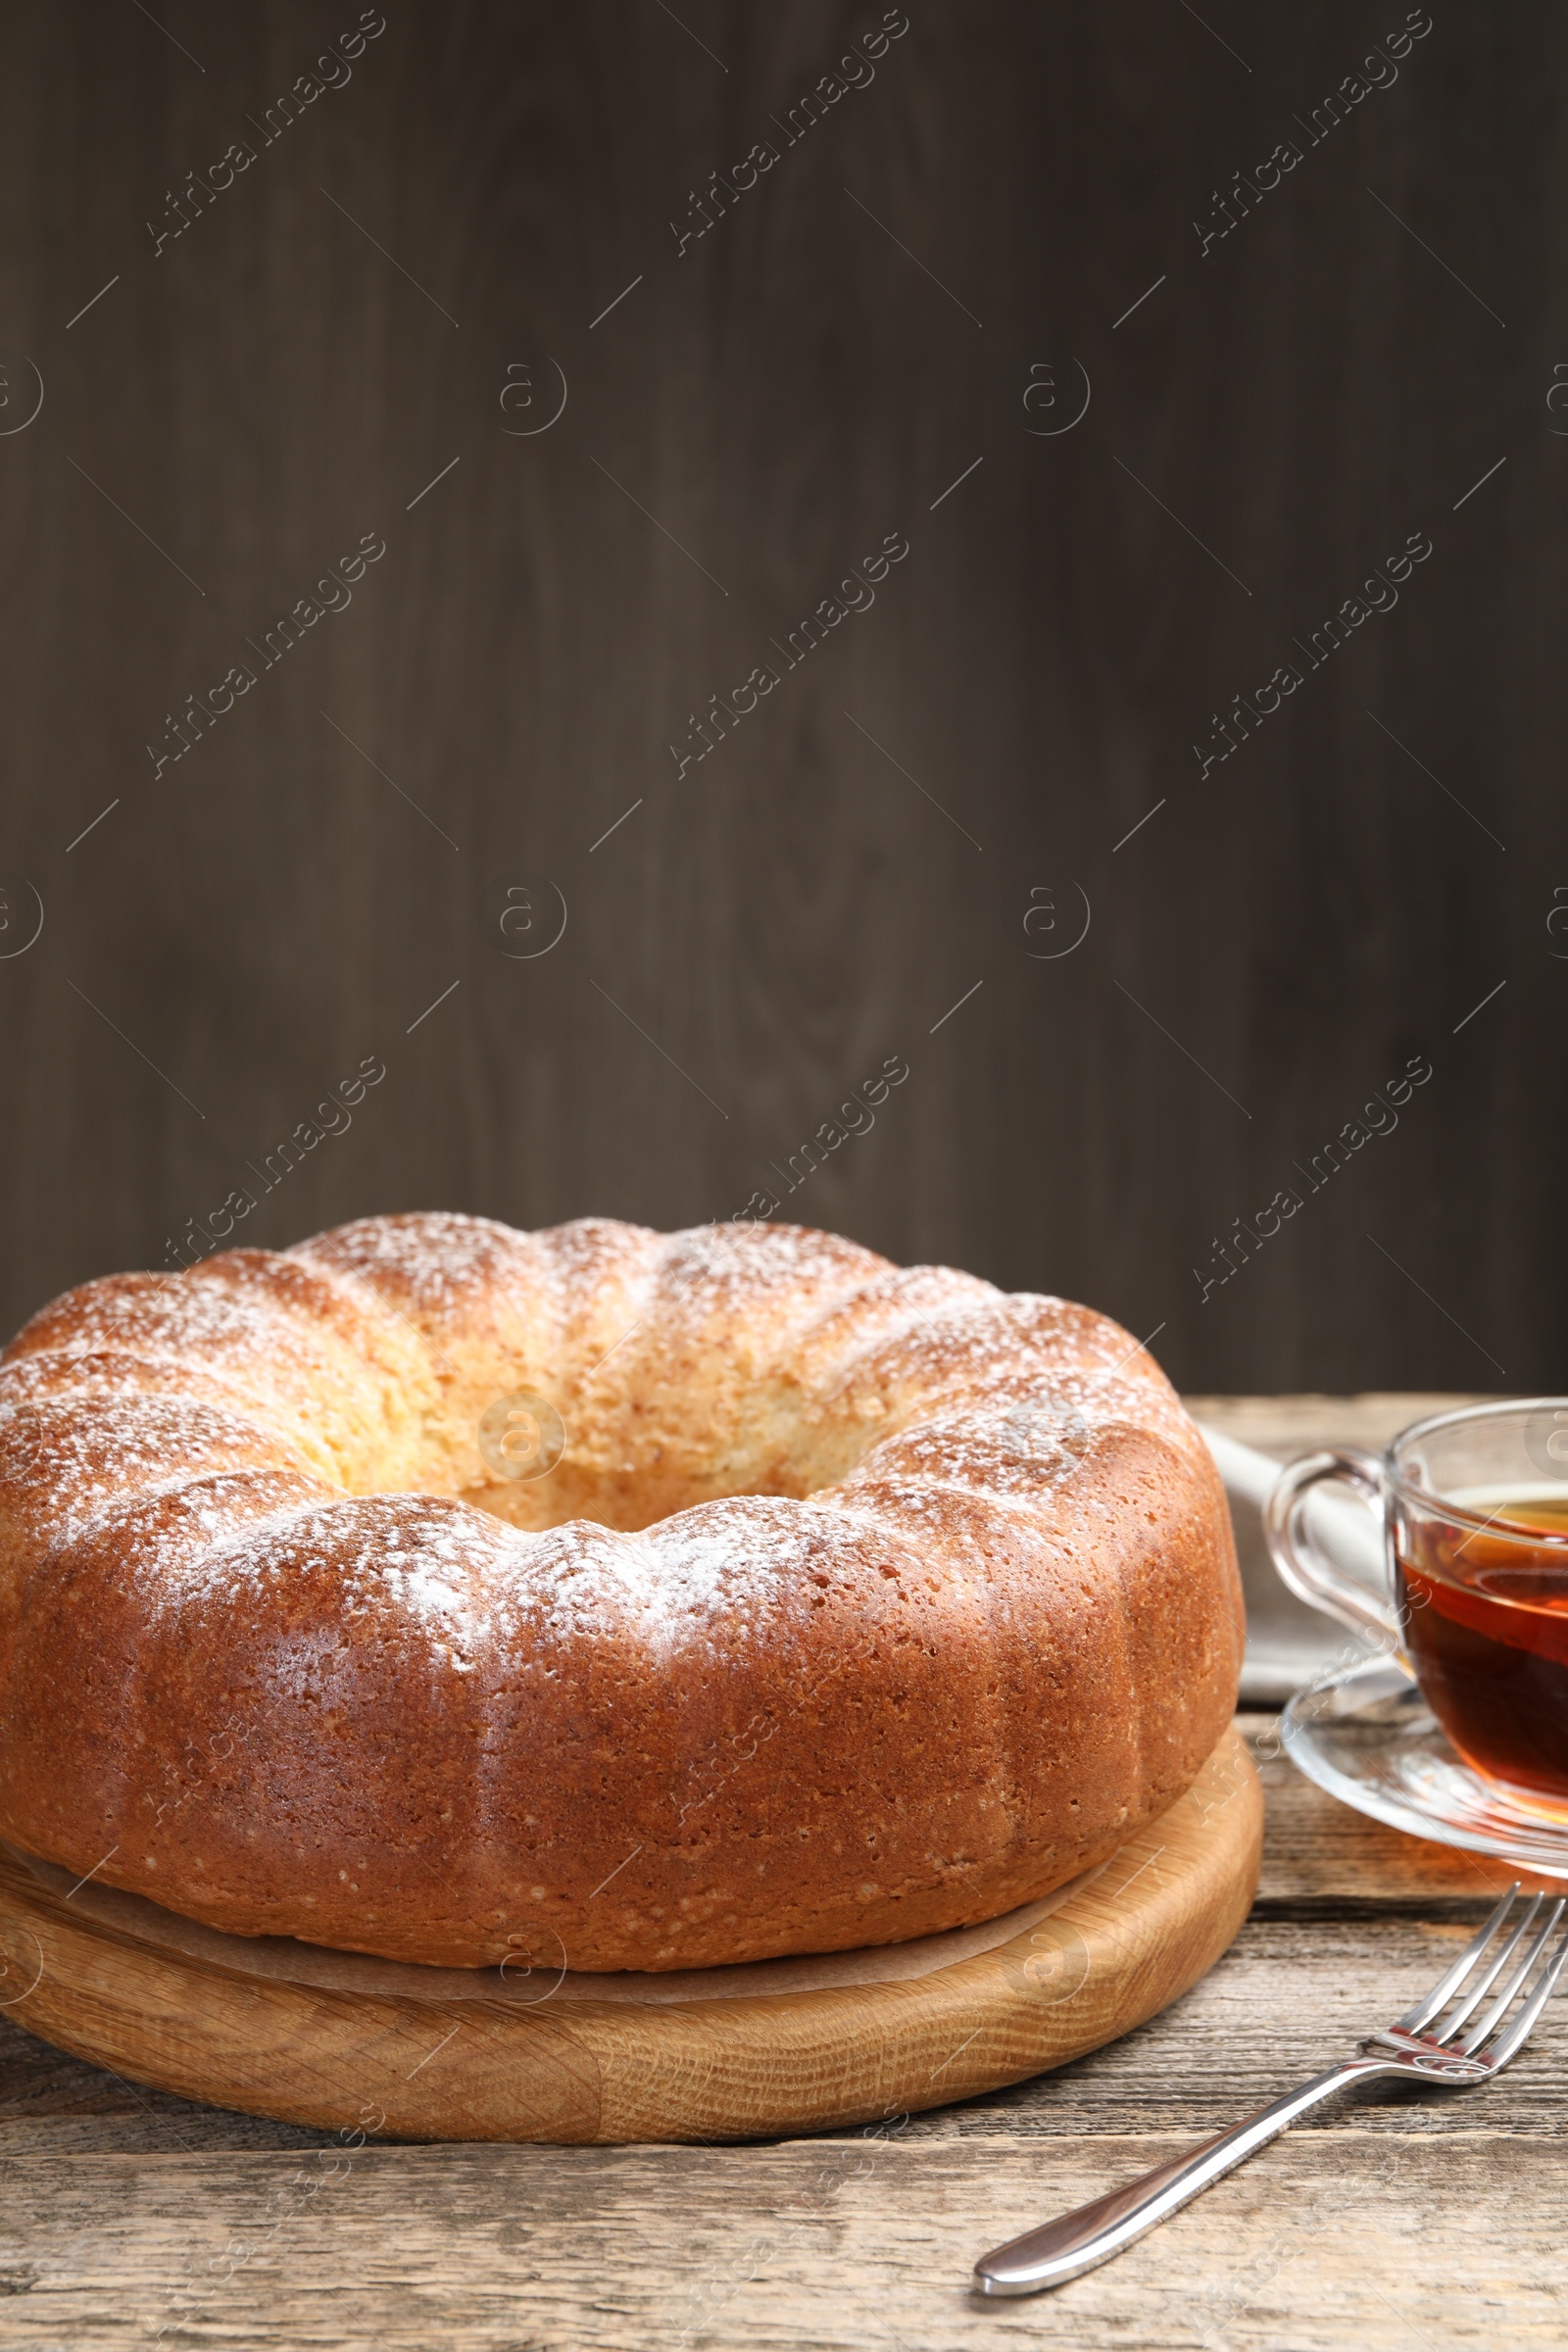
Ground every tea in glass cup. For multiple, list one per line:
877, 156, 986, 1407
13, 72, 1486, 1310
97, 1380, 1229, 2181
1264, 1401, 1568, 1823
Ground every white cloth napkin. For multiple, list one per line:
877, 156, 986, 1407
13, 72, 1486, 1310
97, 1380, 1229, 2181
1198, 1423, 1387, 1699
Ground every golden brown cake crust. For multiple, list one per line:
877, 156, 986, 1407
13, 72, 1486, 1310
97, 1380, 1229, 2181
0, 1215, 1243, 1971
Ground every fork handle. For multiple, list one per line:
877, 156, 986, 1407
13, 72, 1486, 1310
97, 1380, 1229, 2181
973, 2056, 1389, 2297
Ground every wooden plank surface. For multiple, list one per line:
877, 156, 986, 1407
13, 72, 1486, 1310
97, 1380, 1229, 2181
0, 1396, 1561, 2346
1, 2, 1562, 1398
0, 2131, 1563, 2352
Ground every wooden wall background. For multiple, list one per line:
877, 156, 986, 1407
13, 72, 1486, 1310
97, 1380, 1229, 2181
0, 0, 1561, 1394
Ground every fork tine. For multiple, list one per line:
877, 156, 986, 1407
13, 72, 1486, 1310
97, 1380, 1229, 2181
1451, 1897, 1562, 2052
1393, 1882, 1520, 2034
1475, 1909, 1568, 2069
1437, 1892, 1544, 2040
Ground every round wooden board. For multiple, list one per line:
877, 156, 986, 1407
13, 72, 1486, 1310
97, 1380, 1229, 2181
0, 1730, 1259, 2145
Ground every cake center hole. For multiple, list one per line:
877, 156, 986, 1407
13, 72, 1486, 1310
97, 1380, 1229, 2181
452, 1385, 839, 1535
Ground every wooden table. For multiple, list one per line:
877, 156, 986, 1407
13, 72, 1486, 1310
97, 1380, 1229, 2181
0, 1400, 1562, 2349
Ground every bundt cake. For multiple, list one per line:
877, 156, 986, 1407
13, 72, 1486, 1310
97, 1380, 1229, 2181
0, 1214, 1243, 1971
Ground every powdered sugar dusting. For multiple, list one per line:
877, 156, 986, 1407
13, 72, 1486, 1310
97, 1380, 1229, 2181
1, 1216, 1207, 1690
0, 1391, 321, 1552
293, 1211, 547, 1327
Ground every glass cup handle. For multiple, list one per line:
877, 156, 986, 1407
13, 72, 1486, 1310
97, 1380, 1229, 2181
1261, 1446, 1400, 1648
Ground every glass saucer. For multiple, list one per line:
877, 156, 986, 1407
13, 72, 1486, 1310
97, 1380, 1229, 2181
1281, 1658, 1568, 1877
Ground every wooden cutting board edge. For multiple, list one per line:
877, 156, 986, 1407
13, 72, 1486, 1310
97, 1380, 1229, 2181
0, 1728, 1261, 2145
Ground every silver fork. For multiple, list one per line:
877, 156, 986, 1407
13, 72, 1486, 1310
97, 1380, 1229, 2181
973, 1883, 1568, 2298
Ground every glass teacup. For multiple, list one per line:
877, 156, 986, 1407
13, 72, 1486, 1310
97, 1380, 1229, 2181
1264, 1400, 1568, 1824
